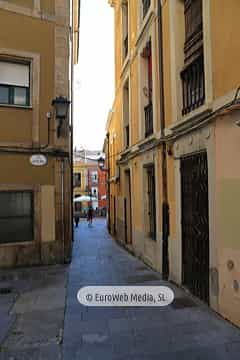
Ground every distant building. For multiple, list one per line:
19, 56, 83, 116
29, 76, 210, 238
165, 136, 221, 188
73, 149, 107, 215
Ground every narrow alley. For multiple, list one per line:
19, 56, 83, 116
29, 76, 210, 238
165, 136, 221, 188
1, 219, 240, 359
1, 1, 240, 359
63, 219, 240, 360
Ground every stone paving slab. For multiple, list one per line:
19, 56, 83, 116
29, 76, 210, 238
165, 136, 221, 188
11, 287, 66, 314
0, 265, 67, 358
4, 309, 64, 349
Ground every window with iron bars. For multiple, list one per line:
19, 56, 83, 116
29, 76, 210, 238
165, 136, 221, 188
143, 40, 153, 138
182, 0, 204, 115
181, 52, 205, 115
144, 103, 153, 137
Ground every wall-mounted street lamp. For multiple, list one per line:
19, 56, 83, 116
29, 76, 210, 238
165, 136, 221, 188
52, 96, 71, 137
98, 156, 108, 172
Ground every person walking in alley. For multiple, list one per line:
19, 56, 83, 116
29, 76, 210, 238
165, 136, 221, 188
87, 206, 93, 227
74, 213, 80, 228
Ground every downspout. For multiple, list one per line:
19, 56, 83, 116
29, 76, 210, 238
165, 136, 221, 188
61, 159, 65, 262
158, 0, 169, 279
107, 133, 111, 232
70, 0, 74, 246
70, 0, 81, 246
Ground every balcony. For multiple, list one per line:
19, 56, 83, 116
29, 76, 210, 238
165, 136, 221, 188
144, 102, 153, 138
181, 54, 205, 115
142, 0, 150, 19
123, 34, 128, 60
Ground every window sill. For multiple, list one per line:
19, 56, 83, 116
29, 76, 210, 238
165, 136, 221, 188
0, 104, 32, 110
139, 133, 156, 146
120, 147, 131, 156
170, 103, 212, 133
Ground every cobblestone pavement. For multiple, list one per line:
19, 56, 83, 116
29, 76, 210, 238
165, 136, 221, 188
0, 219, 240, 359
63, 219, 240, 360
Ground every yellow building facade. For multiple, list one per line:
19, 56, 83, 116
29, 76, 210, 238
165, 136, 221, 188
107, 0, 166, 272
107, 0, 240, 327
0, 0, 79, 267
73, 163, 88, 198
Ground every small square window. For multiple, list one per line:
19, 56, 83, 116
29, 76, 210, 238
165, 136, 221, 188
0, 60, 30, 107
0, 191, 34, 244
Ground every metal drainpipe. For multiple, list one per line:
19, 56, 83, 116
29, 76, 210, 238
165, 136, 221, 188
158, 0, 169, 280
70, 0, 74, 246
70, 0, 81, 247
61, 159, 65, 263
107, 133, 111, 233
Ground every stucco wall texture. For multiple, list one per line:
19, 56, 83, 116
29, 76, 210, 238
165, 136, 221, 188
215, 114, 240, 326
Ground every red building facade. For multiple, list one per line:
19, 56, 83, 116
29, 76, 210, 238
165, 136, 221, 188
98, 169, 108, 209
87, 165, 107, 210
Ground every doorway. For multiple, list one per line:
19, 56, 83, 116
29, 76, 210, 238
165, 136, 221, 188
124, 170, 132, 245
113, 196, 116, 235
181, 151, 210, 303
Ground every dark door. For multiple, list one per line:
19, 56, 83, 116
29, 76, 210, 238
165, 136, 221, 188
113, 196, 116, 235
181, 151, 209, 303
124, 170, 132, 245
124, 198, 127, 243
126, 171, 132, 244
147, 165, 156, 240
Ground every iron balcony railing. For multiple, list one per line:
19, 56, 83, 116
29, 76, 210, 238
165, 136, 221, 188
144, 102, 153, 138
181, 53, 205, 115
142, 0, 151, 19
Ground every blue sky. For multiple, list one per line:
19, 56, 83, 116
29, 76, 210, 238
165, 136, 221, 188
73, 0, 115, 150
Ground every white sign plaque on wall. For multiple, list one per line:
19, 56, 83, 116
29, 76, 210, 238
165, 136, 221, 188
30, 154, 48, 167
